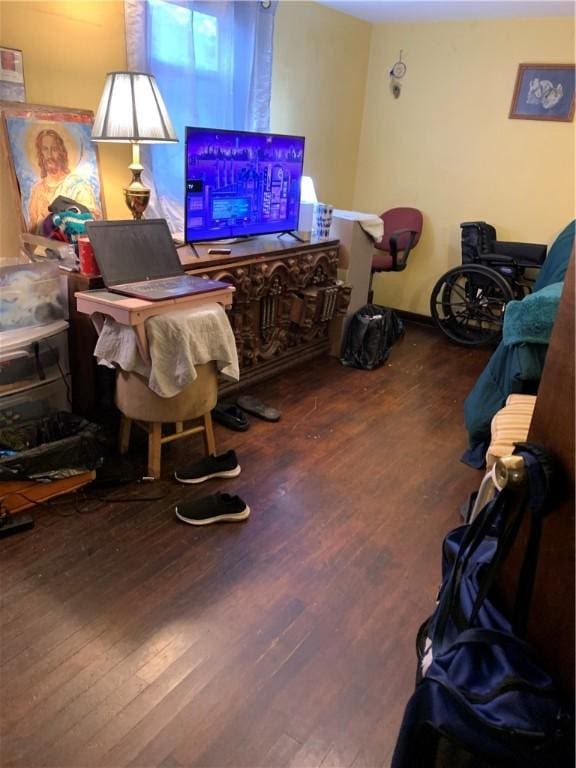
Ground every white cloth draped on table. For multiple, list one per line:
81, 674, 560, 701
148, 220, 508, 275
93, 302, 239, 398
330, 209, 384, 242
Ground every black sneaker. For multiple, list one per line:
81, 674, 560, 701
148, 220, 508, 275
175, 493, 250, 525
174, 450, 241, 484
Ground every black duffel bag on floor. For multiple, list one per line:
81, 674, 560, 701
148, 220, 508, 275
340, 303, 404, 370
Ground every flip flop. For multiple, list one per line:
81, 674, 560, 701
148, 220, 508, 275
237, 395, 281, 422
212, 404, 250, 432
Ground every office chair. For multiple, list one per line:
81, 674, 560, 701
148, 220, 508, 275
369, 207, 423, 302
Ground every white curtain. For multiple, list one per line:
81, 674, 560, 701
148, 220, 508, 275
125, 0, 277, 236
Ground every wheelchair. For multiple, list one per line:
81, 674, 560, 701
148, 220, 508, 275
430, 221, 547, 346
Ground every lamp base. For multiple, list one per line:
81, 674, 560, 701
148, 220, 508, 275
124, 186, 150, 220
124, 148, 150, 219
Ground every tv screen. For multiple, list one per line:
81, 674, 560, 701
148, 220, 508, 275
185, 127, 305, 243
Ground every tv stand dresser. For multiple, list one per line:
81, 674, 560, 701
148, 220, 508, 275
179, 236, 350, 391
68, 237, 350, 418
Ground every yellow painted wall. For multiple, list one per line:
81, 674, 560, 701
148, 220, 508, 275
0, 1, 129, 261
354, 18, 575, 315
0, 0, 369, 261
271, 1, 371, 208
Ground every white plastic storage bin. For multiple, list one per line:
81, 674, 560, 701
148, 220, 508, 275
0, 378, 71, 428
0, 262, 66, 332
0, 320, 70, 397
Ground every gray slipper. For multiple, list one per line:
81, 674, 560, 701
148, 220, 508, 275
237, 395, 281, 422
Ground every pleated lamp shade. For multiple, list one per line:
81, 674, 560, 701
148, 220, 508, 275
92, 71, 177, 143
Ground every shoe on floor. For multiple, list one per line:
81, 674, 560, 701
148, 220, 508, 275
237, 395, 281, 422
212, 403, 250, 431
175, 492, 250, 525
174, 450, 241, 484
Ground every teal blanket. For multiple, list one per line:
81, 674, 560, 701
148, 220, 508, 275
503, 282, 563, 347
534, 220, 574, 290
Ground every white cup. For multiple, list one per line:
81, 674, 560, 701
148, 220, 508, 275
312, 203, 333, 241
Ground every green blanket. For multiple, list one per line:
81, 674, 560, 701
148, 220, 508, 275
503, 282, 563, 347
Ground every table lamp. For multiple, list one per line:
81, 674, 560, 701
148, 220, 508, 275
91, 71, 178, 219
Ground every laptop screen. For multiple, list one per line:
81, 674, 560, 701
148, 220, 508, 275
86, 219, 183, 286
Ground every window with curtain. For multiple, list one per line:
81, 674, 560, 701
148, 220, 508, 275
125, 0, 277, 235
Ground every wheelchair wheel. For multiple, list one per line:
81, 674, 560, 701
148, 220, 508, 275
430, 264, 515, 346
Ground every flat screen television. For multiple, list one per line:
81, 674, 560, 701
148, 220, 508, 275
185, 127, 305, 243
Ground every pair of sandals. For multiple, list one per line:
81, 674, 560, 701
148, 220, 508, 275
213, 395, 281, 432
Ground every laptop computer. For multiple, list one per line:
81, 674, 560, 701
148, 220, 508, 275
85, 219, 230, 301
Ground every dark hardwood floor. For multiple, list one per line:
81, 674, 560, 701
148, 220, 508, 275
0, 323, 491, 768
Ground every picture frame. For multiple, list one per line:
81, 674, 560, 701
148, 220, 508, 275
0, 102, 105, 235
509, 63, 575, 122
0, 47, 26, 103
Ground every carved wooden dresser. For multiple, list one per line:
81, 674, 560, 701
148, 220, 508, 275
180, 237, 351, 389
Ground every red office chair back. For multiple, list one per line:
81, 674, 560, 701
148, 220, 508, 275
369, 206, 423, 302
373, 207, 423, 273
379, 207, 423, 252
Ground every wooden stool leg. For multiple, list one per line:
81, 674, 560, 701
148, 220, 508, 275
148, 422, 162, 479
175, 421, 184, 434
203, 412, 216, 457
119, 416, 132, 455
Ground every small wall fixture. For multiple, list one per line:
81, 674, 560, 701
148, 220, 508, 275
389, 50, 406, 99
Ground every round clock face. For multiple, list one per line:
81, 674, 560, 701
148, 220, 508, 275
391, 61, 406, 79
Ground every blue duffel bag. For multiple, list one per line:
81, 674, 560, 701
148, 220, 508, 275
392, 444, 574, 768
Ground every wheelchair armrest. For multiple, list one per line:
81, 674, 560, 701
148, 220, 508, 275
389, 228, 417, 269
481, 252, 520, 266
492, 240, 547, 266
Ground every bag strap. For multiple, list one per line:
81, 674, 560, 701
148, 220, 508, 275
468, 444, 555, 634
510, 444, 555, 635
432, 492, 507, 650
450, 626, 540, 655
450, 487, 527, 634
466, 488, 528, 626
434, 444, 555, 649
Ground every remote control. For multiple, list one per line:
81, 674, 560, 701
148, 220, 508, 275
208, 248, 232, 255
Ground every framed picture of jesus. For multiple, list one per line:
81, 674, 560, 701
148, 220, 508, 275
0, 102, 105, 234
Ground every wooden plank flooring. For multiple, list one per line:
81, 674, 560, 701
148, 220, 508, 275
0, 323, 491, 768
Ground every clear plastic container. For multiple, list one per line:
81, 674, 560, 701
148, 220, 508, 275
0, 262, 66, 332
0, 322, 69, 395
0, 377, 71, 428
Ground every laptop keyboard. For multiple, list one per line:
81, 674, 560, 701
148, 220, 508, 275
126, 277, 184, 293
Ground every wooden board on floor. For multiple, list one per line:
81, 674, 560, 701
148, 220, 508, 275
0, 471, 96, 513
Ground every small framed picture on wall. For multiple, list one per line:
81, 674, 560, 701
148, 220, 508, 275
509, 63, 575, 122
0, 47, 26, 103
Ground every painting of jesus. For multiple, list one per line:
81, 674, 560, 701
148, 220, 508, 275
0, 103, 104, 234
